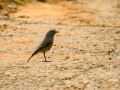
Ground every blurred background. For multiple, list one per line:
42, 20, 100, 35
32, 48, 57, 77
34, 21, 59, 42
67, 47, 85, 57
0, 0, 120, 25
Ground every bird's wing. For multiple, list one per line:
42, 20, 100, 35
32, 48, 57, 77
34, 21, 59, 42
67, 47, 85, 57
32, 38, 52, 55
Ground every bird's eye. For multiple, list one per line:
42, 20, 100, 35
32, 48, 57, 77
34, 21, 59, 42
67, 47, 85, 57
52, 31, 54, 32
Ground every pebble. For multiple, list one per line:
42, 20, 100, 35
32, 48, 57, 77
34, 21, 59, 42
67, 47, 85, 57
117, 56, 120, 59
18, 15, 26, 18
5, 72, 11, 76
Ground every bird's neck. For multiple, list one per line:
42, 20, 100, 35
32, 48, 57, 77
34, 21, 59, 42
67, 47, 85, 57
45, 35, 54, 40
46, 34, 54, 38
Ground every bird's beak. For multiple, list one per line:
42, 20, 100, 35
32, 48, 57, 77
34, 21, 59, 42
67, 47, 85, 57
55, 31, 59, 33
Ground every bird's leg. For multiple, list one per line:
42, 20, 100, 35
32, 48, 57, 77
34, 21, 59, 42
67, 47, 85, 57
43, 52, 47, 62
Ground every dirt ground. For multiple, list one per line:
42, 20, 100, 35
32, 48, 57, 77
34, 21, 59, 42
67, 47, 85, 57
0, 0, 120, 90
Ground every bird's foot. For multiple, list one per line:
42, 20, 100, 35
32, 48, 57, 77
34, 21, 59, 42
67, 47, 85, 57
42, 61, 52, 62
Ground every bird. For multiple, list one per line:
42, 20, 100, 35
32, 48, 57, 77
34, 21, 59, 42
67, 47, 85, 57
27, 30, 59, 62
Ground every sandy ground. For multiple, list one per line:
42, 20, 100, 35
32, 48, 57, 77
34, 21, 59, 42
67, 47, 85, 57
0, 0, 120, 90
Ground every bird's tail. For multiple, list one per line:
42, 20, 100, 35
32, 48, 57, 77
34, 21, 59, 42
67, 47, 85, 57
27, 55, 33, 62
27, 51, 37, 62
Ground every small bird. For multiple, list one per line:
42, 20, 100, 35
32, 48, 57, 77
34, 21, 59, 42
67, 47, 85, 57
27, 30, 59, 62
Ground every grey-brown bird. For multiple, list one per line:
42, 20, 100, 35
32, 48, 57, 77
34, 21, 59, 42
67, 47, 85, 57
27, 30, 59, 62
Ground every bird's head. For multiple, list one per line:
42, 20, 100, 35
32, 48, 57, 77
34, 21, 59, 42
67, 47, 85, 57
46, 30, 59, 37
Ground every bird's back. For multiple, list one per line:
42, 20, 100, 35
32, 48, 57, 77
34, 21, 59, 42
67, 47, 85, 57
32, 36, 53, 55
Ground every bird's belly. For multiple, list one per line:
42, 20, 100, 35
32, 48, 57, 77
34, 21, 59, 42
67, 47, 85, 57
41, 43, 53, 52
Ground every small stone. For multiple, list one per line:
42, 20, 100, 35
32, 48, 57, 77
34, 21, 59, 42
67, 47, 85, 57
117, 56, 120, 59
18, 15, 26, 18
108, 57, 112, 60
10, 77, 16, 80
2, 12, 10, 17
63, 56, 70, 60
5, 72, 11, 76
0, 3, 4, 9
